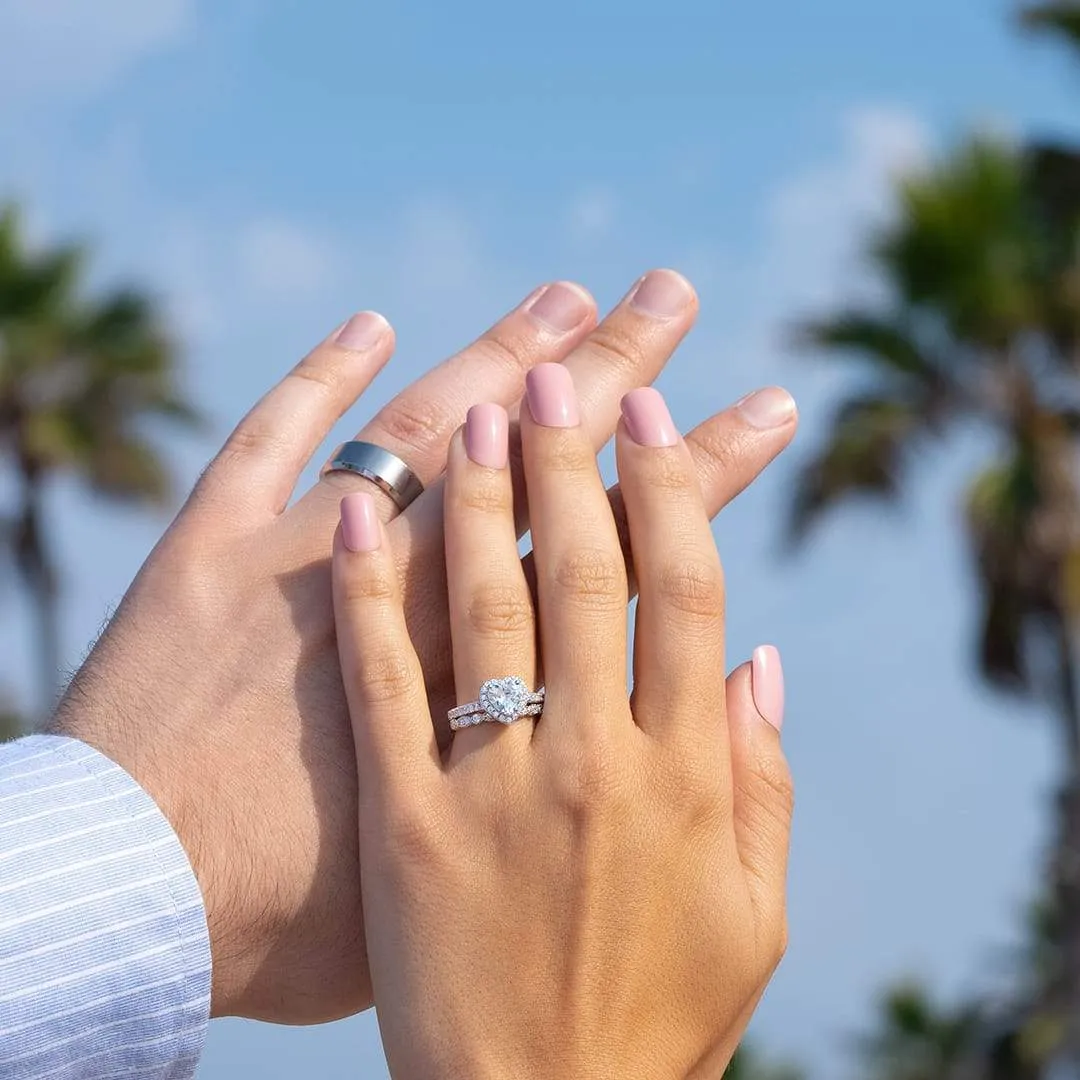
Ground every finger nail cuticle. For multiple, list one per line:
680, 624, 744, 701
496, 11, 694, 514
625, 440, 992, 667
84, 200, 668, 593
335, 311, 388, 352
628, 269, 693, 319
526, 282, 592, 333
736, 387, 797, 430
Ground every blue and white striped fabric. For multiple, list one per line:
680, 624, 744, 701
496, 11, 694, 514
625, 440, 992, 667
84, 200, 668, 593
0, 735, 211, 1078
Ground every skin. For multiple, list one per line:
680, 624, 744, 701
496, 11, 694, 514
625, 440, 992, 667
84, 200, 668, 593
332, 371, 794, 1079
49, 270, 798, 1025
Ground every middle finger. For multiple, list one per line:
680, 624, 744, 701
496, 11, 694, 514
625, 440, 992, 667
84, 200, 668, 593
521, 365, 630, 734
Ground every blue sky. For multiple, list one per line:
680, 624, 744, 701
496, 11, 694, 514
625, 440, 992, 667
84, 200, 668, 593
1, 1, 1077, 1076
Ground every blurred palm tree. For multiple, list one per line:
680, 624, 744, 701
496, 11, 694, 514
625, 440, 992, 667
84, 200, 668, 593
0, 204, 197, 726
724, 1045, 806, 1080
1022, 2, 1080, 47
857, 984, 985, 1080
787, 136, 1080, 1072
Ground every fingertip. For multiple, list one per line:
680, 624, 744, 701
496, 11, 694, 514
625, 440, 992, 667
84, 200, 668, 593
340, 491, 382, 553
751, 645, 785, 732
333, 310, 394, 354
523, 281, 597, 335
734, 387, 798, 434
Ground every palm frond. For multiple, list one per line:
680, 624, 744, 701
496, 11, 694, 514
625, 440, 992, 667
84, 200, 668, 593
788, 392, 928, 544
876, 139, 1039, 350
1022, 2, 1080, 52
798, 312, 948, 383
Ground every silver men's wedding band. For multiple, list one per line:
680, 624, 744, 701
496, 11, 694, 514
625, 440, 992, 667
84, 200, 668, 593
321, 442, 425, 511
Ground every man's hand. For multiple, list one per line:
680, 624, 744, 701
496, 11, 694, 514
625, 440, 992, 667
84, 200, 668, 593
51, 270, 798, 1025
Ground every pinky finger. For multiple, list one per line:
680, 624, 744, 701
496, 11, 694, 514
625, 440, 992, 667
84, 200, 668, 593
727, 647, 793, 942
333, 492, 441, 801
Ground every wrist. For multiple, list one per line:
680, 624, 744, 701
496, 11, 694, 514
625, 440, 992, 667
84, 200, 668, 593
51, 697, 247, 1016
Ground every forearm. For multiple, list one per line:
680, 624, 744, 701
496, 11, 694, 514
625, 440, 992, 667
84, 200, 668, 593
0, 735, 211, 1079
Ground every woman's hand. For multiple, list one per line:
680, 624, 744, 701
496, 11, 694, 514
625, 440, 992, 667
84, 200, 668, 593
54, 270, 797, 1024
333, 366, 793, 1078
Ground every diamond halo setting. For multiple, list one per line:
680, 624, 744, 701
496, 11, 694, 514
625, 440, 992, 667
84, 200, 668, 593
480, 677, 530, 724
447, 677, 546, 731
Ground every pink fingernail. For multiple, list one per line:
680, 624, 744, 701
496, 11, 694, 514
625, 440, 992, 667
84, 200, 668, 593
340, 492, 381, 552
526, 282, 593, 333
335, 311, 389, 351
465, 403, 509, 468
751, 646, 785, 731
628, 269, 694, 319
620, 387, 679, 448
736, 387, 797, 430
525, 363, 580, 428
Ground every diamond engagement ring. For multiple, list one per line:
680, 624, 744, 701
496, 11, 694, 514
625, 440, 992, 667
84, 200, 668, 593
448, 677, 545, 731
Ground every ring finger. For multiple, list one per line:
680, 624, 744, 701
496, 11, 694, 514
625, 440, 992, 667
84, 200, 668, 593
445, 404, 538, 767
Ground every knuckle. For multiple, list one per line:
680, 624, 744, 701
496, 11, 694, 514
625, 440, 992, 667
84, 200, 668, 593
552, 547, 626, 605
358, 652, 420, 705
534, 429, 597, 477
757, 753, 796, 819
739, 750, 795, 828
218, 418, 274, 461
639, 453, 697, 495
378, 793, 443, 860
689, 424, 749, 485
288, 358, 347, 397
552, 740, 626, 812
466, 333, 532, 377
584, 324, 652, 377
376, 395, 453, 453
655, 559, 725, 619
466, 583, 534, 638
340, 567, 397, 605
454, 476, 512, 517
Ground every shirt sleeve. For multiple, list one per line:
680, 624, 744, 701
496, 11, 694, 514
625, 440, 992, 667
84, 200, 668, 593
0, 734, 212, 1079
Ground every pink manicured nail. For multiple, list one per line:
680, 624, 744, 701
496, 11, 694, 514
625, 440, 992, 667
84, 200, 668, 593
465, 404, 509, 468
340, 492, 381, 553
525, 363, 580, 428
335, 311, 388, 351
628, 269, 693, 318
620, 387, 679, 448
526, 282, 593, 333
736, 387, 797, 430
751, 646, 785, 731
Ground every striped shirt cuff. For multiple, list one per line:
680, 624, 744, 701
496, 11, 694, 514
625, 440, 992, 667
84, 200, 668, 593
0, 735, 212, 1079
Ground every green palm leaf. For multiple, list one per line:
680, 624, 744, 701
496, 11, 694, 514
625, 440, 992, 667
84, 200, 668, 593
0, 202, 200, 718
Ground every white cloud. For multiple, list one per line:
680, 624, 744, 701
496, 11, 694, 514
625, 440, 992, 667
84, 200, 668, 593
0, 0, 194, 99
761, 105, 932, 316
236, 219, 339, 301
567, 189, 619, 240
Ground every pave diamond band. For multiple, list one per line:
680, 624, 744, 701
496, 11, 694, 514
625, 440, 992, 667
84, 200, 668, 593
448, 677, 545, 731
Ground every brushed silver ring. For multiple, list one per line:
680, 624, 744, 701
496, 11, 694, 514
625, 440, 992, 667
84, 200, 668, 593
321, 441, 424, 511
